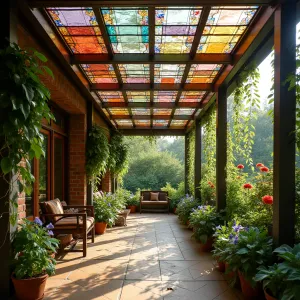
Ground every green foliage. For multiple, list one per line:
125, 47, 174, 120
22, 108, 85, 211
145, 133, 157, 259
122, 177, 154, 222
116, 188, 139, 206
226, 227, 273, 285
189, 205, 223, 244
86, 125, 109, 183
108, 132, 128, 179
158, 137, 185, 163
12, 218, 59, 279
161, 181, 185, 210
176, 195, 200, 225
255, 243, 300, 300
186, 128, 195, 195
0, 43, 54, 224
93, 192, 125, 226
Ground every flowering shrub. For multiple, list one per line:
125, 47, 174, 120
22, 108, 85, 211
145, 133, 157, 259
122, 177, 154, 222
161, 181, 185, 210
189, 205, 223, 244
12, 218, 59, 279
200, 180, 216, 205
225, 227, 273, 285
176, 195, 200, 225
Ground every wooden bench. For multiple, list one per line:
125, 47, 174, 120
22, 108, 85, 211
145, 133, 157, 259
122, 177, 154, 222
140, 191, 170, 214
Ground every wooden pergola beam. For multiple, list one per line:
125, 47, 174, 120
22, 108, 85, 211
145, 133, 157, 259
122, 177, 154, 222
91, 83, 212, 91
28, 0, 276, 7
119, 129, 186, 135
111, 115, 193, 120
102, 102, 202, 108
71, 53, 233, 65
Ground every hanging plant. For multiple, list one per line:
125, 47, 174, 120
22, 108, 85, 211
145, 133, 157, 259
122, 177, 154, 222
108, 131, 128, 179
86, 125, 109, 183
0, 43, 54, 225
186, 127, 195, 195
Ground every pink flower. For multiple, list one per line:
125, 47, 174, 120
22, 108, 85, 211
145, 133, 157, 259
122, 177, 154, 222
256, 163, 264, 168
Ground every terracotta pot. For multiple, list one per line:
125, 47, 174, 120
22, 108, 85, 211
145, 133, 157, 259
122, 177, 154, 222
12, 273, 48, 300
95, 222, 107, 234
225, 263, 235, 279
264, 288, 278, 300
217, 260, 226, 272
199, 237, 214, 252
238, 271, 261, 298
173, 208, 177, 214
127, 205, 136, 213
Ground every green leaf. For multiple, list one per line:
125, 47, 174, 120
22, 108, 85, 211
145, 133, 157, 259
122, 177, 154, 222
34, 51, 47, 62
237, 248, 248, 255
22, 84, 34, 103
1, 157, 12, 174
41, 65, 54, 78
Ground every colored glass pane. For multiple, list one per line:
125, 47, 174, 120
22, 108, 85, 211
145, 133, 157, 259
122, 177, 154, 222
119, 64, 150, 83
81, 64, 117, 83
154, 91, 177, 102
187, 64, 222, 83
170, 120, 188, 127
109, 108, 130, 115
153, 109, 172, 115
153, 120, 168, 127
154, 64, 185, 84
155, 7, 201, 54
47, 8, 107, 53
101, 8, 149, 53
115, 119, 133, 126
179, 91, 205, 102
126, 91, 150, 102
135, 120, 151, 127
131, 108, 151, 115
174, 108, 195, 115
97, 91, 125, 102
197, 7, 257, 53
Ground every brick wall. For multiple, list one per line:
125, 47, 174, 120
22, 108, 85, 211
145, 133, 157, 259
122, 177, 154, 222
102, 171, 112, 193
69, 115, 87, 205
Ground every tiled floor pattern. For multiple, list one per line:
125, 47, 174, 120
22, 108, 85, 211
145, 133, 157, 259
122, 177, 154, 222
45, 214, 241, 300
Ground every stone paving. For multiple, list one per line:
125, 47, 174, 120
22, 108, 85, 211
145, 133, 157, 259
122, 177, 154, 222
45, 213, 242, 300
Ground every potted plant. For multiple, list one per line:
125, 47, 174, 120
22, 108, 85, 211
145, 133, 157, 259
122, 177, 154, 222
226, 227, 273, 298
176, 195, 200, 225
254, 243, 300, 300
126, 194, 139, 213
94, 193, 119, 234
212, 220, 242, 272
11, 218, 59, 300
189, 205, 222, 252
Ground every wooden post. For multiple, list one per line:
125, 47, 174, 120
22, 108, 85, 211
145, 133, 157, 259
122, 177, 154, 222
216, 86, 227, 212
185, 135, 189, 194
86, 101, 93, 205
194, 120, 201, 200
0, 1, 18, 296
273, 1, 297, 246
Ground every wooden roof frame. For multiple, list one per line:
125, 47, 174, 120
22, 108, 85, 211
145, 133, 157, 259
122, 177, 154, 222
24, 0, 278, 134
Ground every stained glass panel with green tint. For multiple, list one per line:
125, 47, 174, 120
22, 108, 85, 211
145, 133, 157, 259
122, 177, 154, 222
187, 64, 222, 83
119, 64, 150, 83
126, 91, 150, 102
101, 8, 149, 53
154, 64, 185, 83
153, 91, 177, 102
81, 64, 117, 83
170, 120, 188, 127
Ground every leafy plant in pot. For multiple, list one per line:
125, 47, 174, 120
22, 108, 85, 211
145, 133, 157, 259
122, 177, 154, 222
189, 205, 223, 252
226, 227, 273, 298
93, 193, 118, 234
176, 195, 199, 225
254, 243, 300, 300
11, 218, 59, 300
126, 194, 139, 213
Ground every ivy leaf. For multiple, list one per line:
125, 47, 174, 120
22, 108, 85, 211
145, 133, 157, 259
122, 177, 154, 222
34, 51, 47, 62
19, 102, 30, 120
22, 84, 34, 103
41, 65, 54, 78
1, 157, 12, 174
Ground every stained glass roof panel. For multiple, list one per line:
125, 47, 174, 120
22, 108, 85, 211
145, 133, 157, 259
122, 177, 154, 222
153, 109, 172, 115
127, 91, 150, 102
97, 91, 125, 102
47, 8, 107, 53
197, 7, 257, 53
154, 64, 185, 84
155, 7, 201, 53
109, 108, 130, 115
81, 64, 117, 83
154, 91, 177, 102
187, 64, 222, 83
170, 120, 188, 127
153, 120, 169, 127
131, 108, 151, 115
174, 108, 195, 115
135, 120, 151, 127
115, 119, 133, 127
101, 8, 149, 53
119, 64, 150, 83
179, 91, 206, 102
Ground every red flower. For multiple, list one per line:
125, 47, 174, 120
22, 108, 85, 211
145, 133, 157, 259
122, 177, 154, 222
243, 183, 253, 189
262, 195, 273, 205
210, 184, 215, 188
256, 163, 264, 168
260, 166, 269, 173
237, 164, 244, 169
208, 181, 212, 185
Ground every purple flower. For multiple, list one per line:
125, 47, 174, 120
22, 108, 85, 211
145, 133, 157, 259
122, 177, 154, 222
108, 203, 111, 207
46, 223, 54, 230
185, 194, 189, 198
216, 225, 222, 230
233, 224, 244, 233
233, 235, 239, 245
229, 233, 234, 240
244, 227, 249, 232
47, 230, 54, 236
34, 217, 43, 226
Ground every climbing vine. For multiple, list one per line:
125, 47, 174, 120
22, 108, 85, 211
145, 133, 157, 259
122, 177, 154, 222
186, 127, 195, 196
200, 104, 216, 204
